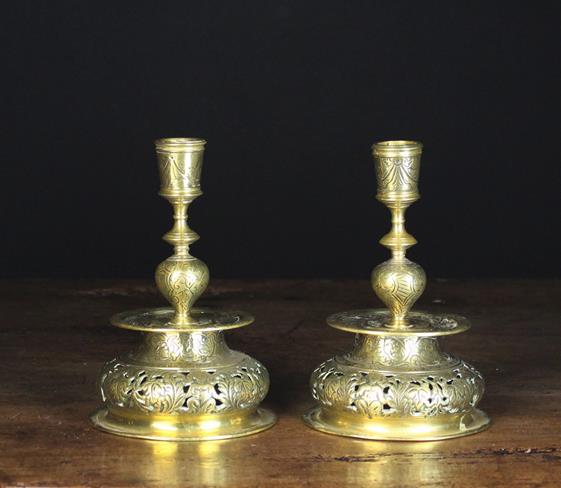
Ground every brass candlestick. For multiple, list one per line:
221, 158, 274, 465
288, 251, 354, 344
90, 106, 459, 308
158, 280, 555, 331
304, 140, 490, 440
91, 138, 276, 441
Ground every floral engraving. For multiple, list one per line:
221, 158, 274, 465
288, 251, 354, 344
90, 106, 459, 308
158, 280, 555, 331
376, 156, 419, 194
371, 259, 426, 320
349, 336, 450, 370
159, 154, 202, 191
146, 333, 184, 361
155, 258, 209, 316
328, 310, 467, 334
100, 357, 268, 415
311, 358, 484, 418
140, 332, 224, 362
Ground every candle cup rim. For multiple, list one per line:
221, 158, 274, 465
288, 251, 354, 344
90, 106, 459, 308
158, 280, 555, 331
155, 138, 207, 151
372, 140, 423, 156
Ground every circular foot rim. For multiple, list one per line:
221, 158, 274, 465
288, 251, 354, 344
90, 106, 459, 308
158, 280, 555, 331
91, 407, 276, 441
303, 406, 490, 441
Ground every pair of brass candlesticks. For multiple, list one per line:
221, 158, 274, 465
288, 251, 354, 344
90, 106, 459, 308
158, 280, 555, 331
91, 138, 489, 442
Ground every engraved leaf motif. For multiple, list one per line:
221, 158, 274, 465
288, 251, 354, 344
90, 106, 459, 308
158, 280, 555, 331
372, 260, 426, 319
155, 259, 209, 314
160, 154, 202, 189
311, 359, 485, 418
347, 336, 443, 369
217, 367, 267, 409
101, 359, 269, 415
383, 273, 414, 302
159, 155, 180, 189
354, 382, 387, 417
378, 272, 420, 314
105, 375, 131, 405
191, 333, 218, 361
404, 380, 439, 416
187, 157, 202, 187
185, 383, 219, 413
377, 157, 418, 192
131, 373, 187, 413
155, 334, 183, 361
325, 373, 356, 407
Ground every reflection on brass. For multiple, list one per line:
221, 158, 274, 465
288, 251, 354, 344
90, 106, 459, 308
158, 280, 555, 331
311, 440, 447, 485
304, 140, 490, 440
91, 138, 276, 440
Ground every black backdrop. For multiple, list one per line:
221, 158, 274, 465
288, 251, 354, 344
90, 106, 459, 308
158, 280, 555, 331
2, 2, 560, 279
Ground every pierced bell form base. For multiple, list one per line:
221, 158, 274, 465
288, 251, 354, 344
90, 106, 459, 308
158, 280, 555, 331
304, 310, 490, 441
91, 308, 276, 441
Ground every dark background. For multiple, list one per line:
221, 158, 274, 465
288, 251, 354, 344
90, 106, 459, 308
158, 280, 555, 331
2, 2, 560, 279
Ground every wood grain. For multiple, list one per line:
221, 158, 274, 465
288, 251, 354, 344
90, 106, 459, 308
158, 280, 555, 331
1, 279, 560, 487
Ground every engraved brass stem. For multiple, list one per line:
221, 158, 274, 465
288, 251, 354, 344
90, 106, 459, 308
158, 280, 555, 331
372, 141, 425, 328
155, 139, 209, 326
91, 138, 276, 441
304, 140, 490, 441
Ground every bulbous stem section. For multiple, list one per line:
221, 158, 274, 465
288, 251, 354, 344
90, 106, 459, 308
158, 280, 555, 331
155, 197, 210, 326
372, 204, 426, 328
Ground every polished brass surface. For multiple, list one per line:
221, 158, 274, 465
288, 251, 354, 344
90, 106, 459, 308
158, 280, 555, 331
327, 310, 470, 336
111, 307, 254, 332
304, 140, 490, 440
92, 138, 276, 440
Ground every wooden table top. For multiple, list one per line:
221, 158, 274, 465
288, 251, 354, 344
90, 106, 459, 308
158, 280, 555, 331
1, 279, 560, 487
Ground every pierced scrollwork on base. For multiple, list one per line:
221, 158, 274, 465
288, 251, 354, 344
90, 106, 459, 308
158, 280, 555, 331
310, 357, 484, 419
100, 355, 269, 415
